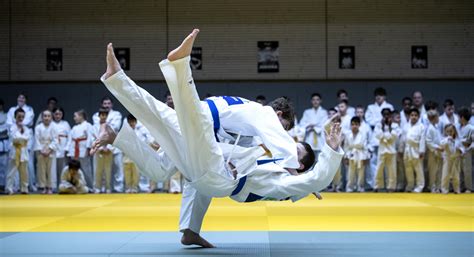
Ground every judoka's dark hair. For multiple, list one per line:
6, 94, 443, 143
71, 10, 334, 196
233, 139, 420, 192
409, 108, 420, 115
458, 107, 471, 121
425, 100, 439, 111
297, 142, 315, 173
68, 159, 81, 171
14, 108, 25, 117
374, 87, 387, 97
98, 108, 109, 115
350, 116, 361, 125
52, 107, 65, 120
269, 97, 295, 130
127, 113, 137, 122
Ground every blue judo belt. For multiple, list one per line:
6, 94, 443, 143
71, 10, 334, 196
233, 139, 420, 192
205, 99, 220, 142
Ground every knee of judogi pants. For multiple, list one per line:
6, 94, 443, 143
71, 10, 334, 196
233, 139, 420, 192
0, 152, 8, 187
461, 152, 472, 190
413, 158, 425, 190
77, 186, 89, 194
19, 162, 29, 193
375, 154, 387, 189
346, 161, 356, 192
112, 153, 124, 192
179, 182, 212, 234
58, 185, 75, 194
79, 157, 93, 189
452, 159, 461, 192
386, 154, 397, 190
404, 158, 415, 191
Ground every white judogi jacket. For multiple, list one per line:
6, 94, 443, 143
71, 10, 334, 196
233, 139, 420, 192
93, 110, 122, 132
8, 124, 31, 162
7, 105, 35, 128
401, 122, 426, 160
53, 120, 71, 158
202, 96, 299, 169
33, 123, 59, 156
340, 113, 354, 135
66, 121, 93, 159
335, 105, 355, 117
343, 130, 368, 168
459, 124, 473, 153
425, 123, 443, 157
374, 122, 400, 155
439, 113, 460, 133
440, 136, 461, 161
365, 101, 394, 128
0, 111, 9, 153
299, 107, 328, 151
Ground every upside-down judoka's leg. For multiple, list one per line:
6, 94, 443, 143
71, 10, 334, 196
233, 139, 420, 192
101, 44, 187, 177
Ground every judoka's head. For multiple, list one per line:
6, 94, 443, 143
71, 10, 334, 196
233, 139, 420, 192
392, 110, 401, 124
101, 96, 114, 112
412, 91, 424, 108
127, 114, 137, 129
402, 97, 413, 113
350, 116, 360, 134
165, 91, 174, 109
98, 108, 109, 124
269, 97, 295, 131
355, 105, 365, 120
337, 100, 348, 116
42, 110, 53, 126
47, 97, 58, 111
443, 99, 455, 117
409, 108, 420, 125
336, 89, 349, 102
458, 107, 471, 125
14, 108, 25, 125
73, 109, 87, 124
295, 142, 315, 173
53, 107, 65, 122
374, 87, 387, 105
328, 108, 337, 118
381, 108, 392, 124
310, 93, 322, 109
444, 124, 457, 139
427, 110, 439, 124
68, 159, 81, 173
16, 93, 27, 107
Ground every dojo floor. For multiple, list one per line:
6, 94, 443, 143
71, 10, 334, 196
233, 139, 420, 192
1, 193, 472, 257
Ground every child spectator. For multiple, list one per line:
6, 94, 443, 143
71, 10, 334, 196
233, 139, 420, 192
52, 107, 71, 187
440, 124, 462, 194
402, 108, 426, 193
344, 117, 368, 192
458, 108, 473, 193
92, 108, 114, 194
59, 159, 89, 194
34, 110, 58, 194
425, 110, 443, 193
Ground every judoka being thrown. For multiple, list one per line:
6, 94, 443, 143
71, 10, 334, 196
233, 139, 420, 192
93, 28, 344, 243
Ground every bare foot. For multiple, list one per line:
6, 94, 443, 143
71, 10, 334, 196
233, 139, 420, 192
167, 29, 200, 61
103, 43, 122, 80
90, 124, 116, 155
181, 229, 215, 248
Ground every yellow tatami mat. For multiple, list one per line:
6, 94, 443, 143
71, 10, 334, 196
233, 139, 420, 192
1, 193, 472, 232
